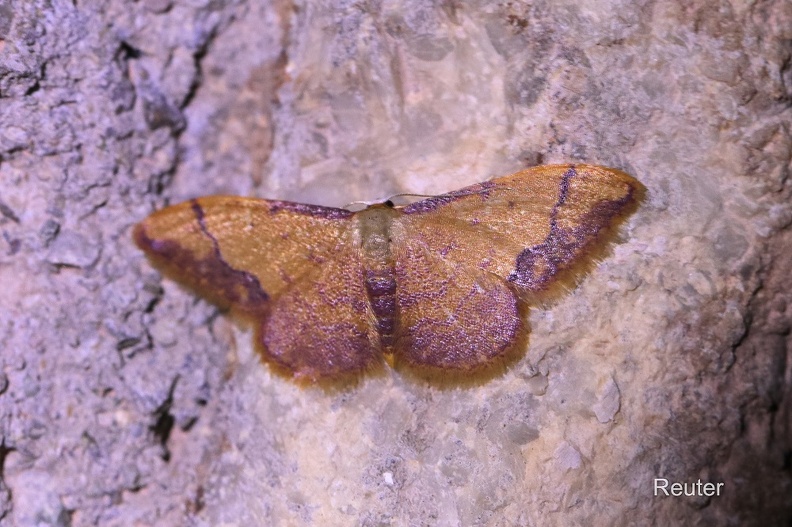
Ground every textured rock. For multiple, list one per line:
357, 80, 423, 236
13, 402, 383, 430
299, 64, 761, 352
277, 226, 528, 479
0, 0, 790, 526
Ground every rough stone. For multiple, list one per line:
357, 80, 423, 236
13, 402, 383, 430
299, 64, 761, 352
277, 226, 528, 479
0, 1, 790, 526
45, 230, 101, 269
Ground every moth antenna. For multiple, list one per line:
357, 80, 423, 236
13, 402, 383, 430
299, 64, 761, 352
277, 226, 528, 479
343, 200, 374, 211
346, 193, 436, 209
389, 192, 435, 200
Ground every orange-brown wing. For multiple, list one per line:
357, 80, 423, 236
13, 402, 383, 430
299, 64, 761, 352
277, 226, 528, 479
390, 164, 644, 370
257, 225, 381, 381
133, 197, 380, 380
389, 232, 522, 371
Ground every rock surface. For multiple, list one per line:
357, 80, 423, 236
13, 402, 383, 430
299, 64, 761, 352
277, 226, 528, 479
0, 0, 790, 525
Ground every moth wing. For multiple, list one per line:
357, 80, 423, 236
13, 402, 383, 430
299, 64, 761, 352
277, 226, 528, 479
134, 197, 380, 380
389, 164, 643, 371
134, 196, 355, 313
259, 226, 381, 381
389, 229, 522, 371
395, 164, 644, 301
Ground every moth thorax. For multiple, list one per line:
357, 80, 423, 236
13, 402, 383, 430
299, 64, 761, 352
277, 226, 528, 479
357, 206, 399, 348
358, 206, 397, 263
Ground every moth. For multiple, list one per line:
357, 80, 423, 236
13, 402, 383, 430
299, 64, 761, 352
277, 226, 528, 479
134, 164, 644, 382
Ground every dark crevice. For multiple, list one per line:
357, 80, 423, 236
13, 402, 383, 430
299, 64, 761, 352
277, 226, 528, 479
0, 200, 20, 223
0, 439, 12, 476
177, 8, 218, 111
152, 410, 175, 462
150, 377, 179, 462
180, 46, 207, 110
118, 41, 142, 60
0, 439, 13, 520
187, 484, 205, 515
23, 79, 40, 96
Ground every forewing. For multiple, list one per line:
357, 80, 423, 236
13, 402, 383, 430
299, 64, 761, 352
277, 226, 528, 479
395, 164, 644, 301
133, 196, 354, 314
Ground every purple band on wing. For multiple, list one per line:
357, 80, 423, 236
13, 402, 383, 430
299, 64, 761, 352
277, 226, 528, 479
403, 181, 496, 215
507, 167, 637, 291
134, 217, 269, 311
269, 200, 354, 220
